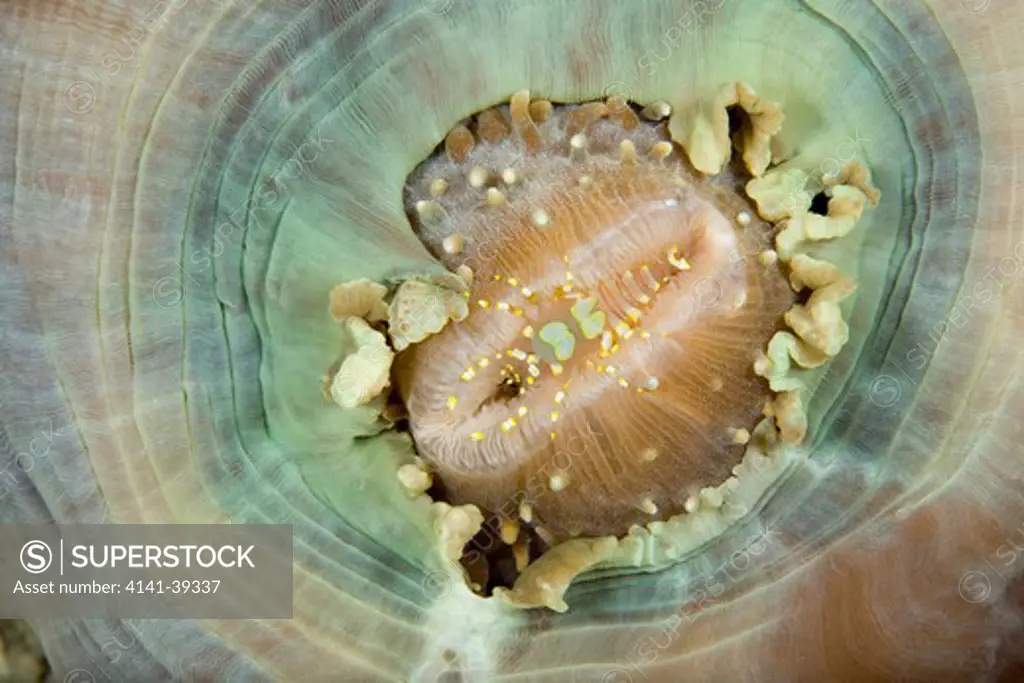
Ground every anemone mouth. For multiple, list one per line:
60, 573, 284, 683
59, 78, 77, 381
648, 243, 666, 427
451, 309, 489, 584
393, 93, 797, 540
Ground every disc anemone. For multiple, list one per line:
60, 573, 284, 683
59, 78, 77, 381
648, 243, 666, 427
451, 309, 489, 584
5, 0, 1024, 681
396, 93, 795, 538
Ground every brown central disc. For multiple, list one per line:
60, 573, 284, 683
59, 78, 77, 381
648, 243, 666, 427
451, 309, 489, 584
395, 96, 794, 537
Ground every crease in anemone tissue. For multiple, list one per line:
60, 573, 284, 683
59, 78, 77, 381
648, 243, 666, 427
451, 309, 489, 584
2, 0, 1024, 681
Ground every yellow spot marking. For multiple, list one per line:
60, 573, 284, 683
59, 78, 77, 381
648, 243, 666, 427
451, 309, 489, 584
668, 247, 691, 271
446, 397, 457, 410
470, 431, 485, 441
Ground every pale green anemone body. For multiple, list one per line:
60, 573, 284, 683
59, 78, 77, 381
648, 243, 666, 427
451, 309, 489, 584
2, 0, 1023, 681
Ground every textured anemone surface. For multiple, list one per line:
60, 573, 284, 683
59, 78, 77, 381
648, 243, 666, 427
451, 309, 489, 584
2, 0, 1024, 681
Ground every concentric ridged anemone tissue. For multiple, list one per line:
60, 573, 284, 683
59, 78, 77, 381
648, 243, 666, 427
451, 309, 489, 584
2, 0, 1024, 681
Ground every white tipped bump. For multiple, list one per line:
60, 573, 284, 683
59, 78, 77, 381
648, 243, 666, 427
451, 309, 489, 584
549, 473, 569, 492
641, 100, 672, 121
737, 211, 753, 226
415, 199, 445, 222
442, 233, 465, 255
619, 139, 638, 165
641, 447, 659, 462
753, 352, 770, 377
730, 427, 751, 445
501, 168, 519, 185
640, 498, 659, 515
486, 187, 506, 206
429, 178, 448, 197
519, 502, 533, 523
683, 496, 700, 513
570, 133, 589, 162
532, 209, 551, 229
650, 141, 673, 163
578, 175, 595, 190
455, 264, 474, 284
645, 376, 660, 391
757, 250, 778, 267
468, 166, 490, 188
